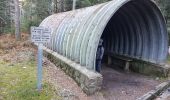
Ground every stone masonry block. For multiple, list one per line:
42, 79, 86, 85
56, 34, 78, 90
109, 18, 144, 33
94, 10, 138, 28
43, 47, 103, 95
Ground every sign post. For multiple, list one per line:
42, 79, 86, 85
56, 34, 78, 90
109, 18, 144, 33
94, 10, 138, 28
37, 43, 43, 91
31, 26, 51, 91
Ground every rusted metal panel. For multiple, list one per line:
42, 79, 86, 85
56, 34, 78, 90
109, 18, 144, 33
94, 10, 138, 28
40, 0, 168, 71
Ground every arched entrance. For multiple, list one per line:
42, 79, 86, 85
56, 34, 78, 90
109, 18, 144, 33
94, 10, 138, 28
98, 0, 168, 72
40, 0, 168, 72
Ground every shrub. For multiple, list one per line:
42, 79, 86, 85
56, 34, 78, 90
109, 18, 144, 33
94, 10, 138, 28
21, 18, 42, 33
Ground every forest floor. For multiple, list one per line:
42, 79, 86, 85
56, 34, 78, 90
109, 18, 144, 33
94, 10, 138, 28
0, 33, 61, 100
0, 33, 169, 100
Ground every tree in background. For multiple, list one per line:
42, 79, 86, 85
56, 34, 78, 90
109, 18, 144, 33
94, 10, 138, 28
155, 0, 170, 24
0, 0, 7, 34
0, 0, 12, 34
21, 0, 53, 32
89, 0, 110, 5
164, 0, 170, 22
22, 0, 52, 21
21, 0, 94, 30
35, 0, 52, 20
56, 0, 110, 12
14, 0, 21, 40
1, 0, 168, 35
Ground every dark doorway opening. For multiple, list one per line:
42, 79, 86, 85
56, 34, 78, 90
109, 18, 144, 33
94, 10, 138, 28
96, 0, 168, 72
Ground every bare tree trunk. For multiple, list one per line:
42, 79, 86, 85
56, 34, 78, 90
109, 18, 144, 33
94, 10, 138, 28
14, 0, 21, 41
72, 0, 76, 10
61, 0, 64, 12
57, 0, 64, 12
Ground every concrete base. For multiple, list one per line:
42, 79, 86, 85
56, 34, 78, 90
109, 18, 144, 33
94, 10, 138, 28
43, 47, 103, 95
130, 60, 170, 77
106, 55, 170, 77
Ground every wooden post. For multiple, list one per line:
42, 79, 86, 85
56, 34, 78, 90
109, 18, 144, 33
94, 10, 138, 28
125, 61, 130, 72
108, 56, 112, 65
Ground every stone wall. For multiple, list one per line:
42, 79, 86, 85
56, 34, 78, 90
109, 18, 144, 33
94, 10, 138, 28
43, 47, 103, 95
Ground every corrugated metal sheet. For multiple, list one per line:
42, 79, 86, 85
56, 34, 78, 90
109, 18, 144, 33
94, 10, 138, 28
40, 0, 168, 71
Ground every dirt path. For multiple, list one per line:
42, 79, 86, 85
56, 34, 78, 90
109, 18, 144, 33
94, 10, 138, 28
43, 58, 92, 100
101, 66, 161, 100
44, 59, 162, 100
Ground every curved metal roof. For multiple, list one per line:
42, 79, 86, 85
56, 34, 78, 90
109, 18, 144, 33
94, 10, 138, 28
40, 0, 168, 71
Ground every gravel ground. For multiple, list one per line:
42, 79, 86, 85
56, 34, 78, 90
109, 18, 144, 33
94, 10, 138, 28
43, 59, 162, 100
101, 66, 161, 100
43, 58, 91, 100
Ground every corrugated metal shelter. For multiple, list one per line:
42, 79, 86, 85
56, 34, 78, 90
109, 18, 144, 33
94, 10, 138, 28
40, 0, 168, 71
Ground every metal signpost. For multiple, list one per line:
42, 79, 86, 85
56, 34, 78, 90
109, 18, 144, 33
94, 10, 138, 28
31, 26, 51, 91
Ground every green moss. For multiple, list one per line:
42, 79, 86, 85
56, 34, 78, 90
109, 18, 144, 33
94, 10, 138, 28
0, 60, 61, 100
